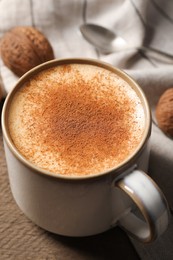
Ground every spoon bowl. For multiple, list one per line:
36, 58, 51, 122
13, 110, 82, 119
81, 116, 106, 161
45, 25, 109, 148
80, 23, 128, 53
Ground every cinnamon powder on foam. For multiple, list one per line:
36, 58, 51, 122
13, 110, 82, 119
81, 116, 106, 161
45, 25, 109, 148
8, 64, 145, 176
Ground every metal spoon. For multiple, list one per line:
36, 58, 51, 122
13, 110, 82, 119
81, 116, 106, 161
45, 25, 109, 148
80, 23, 173, 60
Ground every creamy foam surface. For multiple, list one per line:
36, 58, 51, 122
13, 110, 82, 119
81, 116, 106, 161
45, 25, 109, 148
8, 63, 145, 176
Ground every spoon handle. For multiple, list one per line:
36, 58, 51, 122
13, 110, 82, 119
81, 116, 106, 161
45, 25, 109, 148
139, 46, 173, 61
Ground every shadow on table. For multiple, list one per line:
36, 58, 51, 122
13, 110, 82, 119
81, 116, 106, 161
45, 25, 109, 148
48, 227, 140, 260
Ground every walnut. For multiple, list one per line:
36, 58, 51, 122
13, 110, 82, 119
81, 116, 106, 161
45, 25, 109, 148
155, 88, 173, 137
0, 26, 54, 77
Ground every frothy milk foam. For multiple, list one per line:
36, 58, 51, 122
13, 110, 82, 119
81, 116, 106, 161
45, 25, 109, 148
8, 63, 145, 176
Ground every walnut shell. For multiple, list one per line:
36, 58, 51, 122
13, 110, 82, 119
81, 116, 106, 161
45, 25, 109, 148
155, 88, 173, 137
0, 26, 54, 77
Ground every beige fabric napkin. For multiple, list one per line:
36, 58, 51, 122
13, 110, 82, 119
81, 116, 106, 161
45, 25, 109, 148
1, 0, 173, 259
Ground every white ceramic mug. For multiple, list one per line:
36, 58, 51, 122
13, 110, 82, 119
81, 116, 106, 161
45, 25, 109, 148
1, 58, 169, 243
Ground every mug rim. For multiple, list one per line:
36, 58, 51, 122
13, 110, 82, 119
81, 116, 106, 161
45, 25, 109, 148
1, 58, 151, 181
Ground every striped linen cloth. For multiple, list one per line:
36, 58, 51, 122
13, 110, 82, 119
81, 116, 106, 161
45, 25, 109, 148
1, 1, 173, 259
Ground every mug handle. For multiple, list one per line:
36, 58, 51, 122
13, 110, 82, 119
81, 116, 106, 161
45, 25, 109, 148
115, 170, 169, 243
